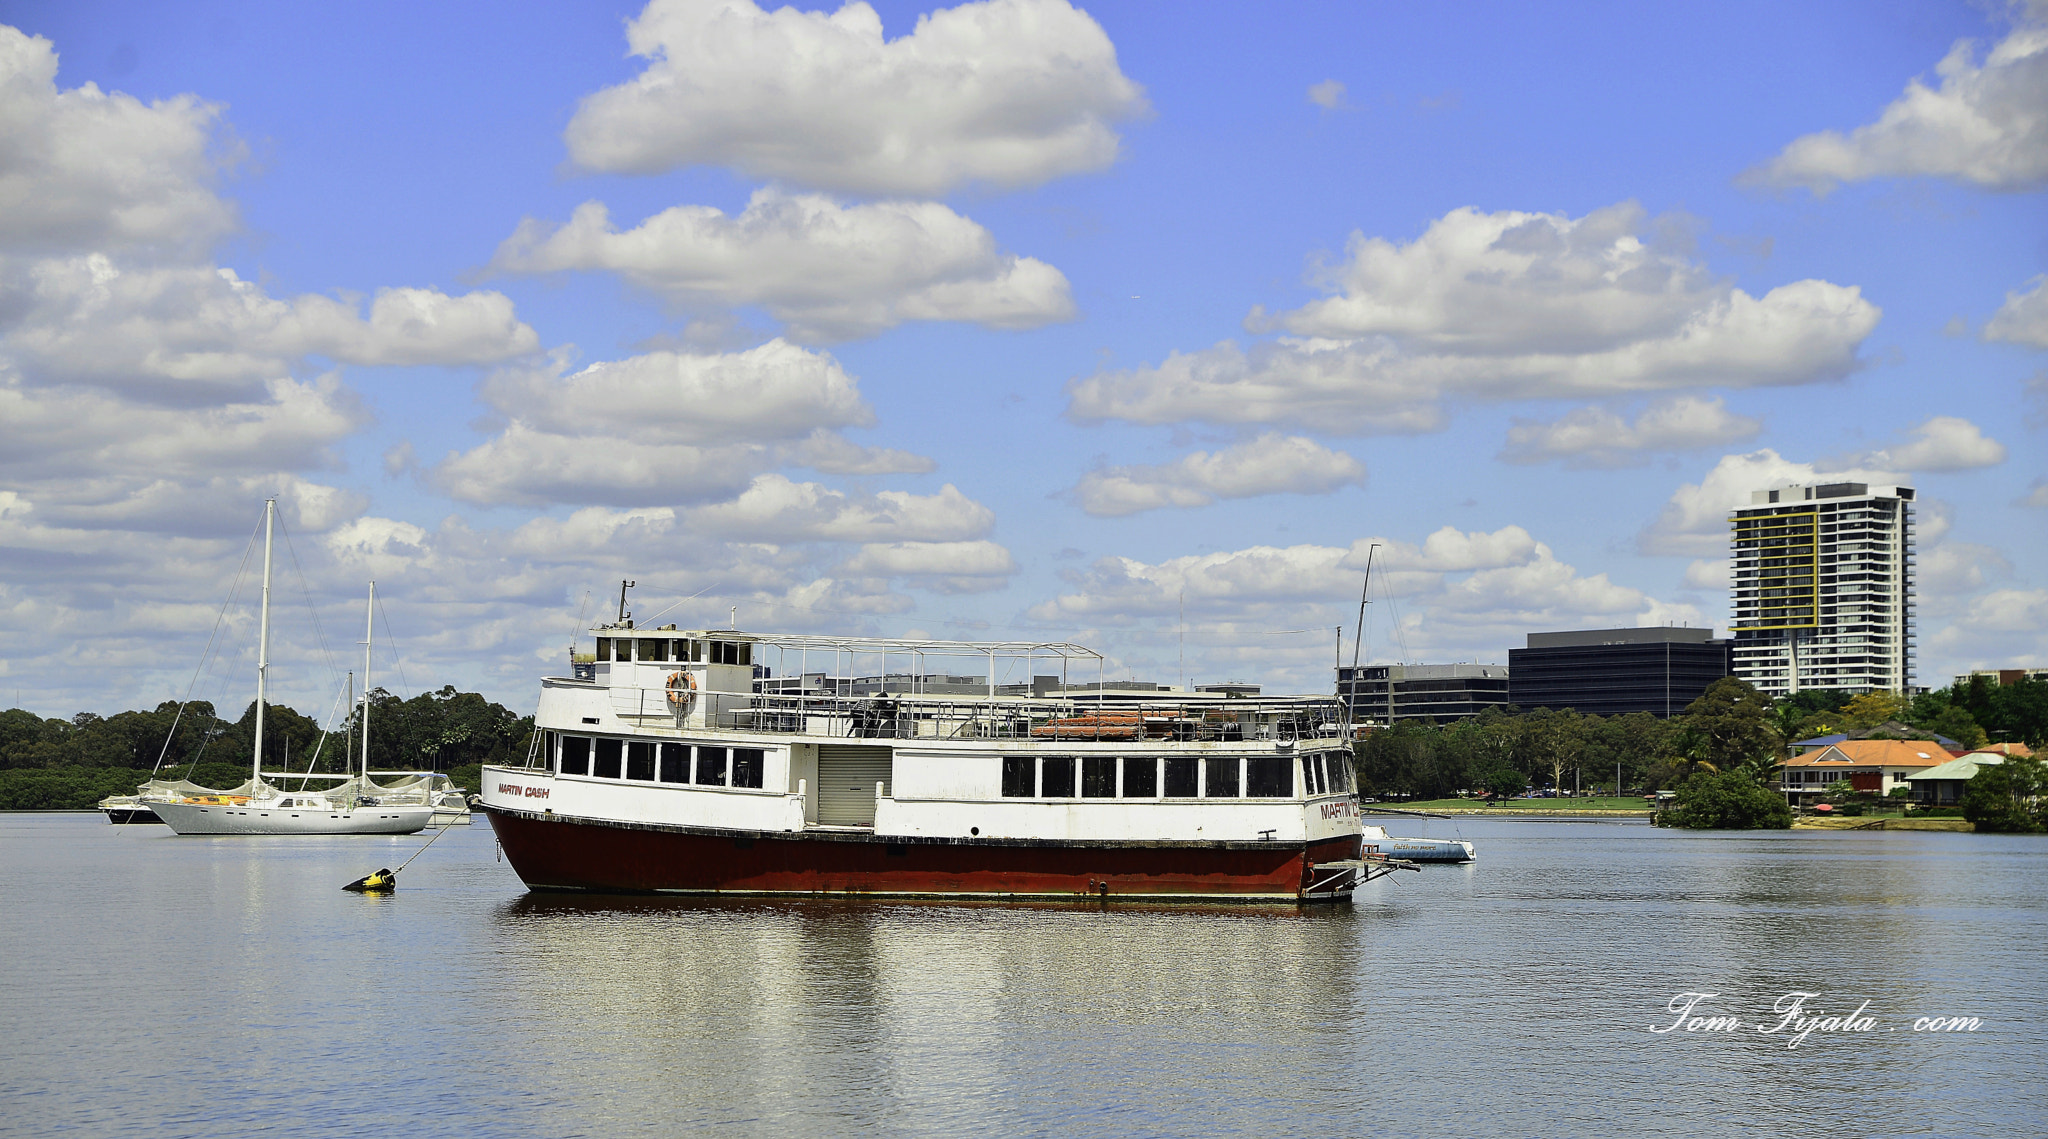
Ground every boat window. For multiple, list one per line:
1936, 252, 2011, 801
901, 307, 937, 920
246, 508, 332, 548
684, 639, 702, 663
1001, 756, 1034, 797
560, 736, 591, 776
1247, 757, 1290, 798
626, 741, 655, 781
659, 743, 690, 783
702, 640, 753, 666
1204, 757, 1240, 798
1042, 756, 1076, 798
1122, 756, 1157, 798
695, 746, 728, 786
594, 638, 612, 663
1082, 756, 1117, 798
640, 638, 667, 663
1163, 757, 1198, 798
594, 738, 623, 779
1326, 753, 1354, 793
1300, 756, 1316, 796
732, 748, 764, 789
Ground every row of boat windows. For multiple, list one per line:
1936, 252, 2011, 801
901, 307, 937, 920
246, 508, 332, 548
555, 735, 766, 789
593, 638, 751, 665
1000, 753, 1354, 800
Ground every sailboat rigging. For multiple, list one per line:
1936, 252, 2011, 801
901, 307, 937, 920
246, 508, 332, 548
139, 499, 447, 836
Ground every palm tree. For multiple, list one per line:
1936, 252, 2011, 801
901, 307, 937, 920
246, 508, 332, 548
1766, 701, 1809, 757
1734, 752, 1784, 787
1669, 725, 1718, 780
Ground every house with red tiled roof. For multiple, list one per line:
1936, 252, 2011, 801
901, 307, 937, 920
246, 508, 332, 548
1777, 740, 1953, 804
1964, 742, 2034, 759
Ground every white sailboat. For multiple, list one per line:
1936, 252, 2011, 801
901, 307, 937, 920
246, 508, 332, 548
147, 500, 438, 836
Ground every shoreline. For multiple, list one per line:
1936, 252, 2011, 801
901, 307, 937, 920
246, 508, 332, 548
1389, 806, 1655, 818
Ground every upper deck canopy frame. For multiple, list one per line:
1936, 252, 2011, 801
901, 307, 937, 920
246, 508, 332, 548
595, 626, 1106, 700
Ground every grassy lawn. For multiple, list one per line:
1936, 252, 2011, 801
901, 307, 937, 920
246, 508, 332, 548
1384, 796, 1653, 812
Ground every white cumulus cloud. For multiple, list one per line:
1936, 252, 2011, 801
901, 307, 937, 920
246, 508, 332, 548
1071, 434, 1365, 517
0, 373, 367, 480
1500, 396, 1762, 467
1027, 525, 1687, 661
478, 340, 872, 446
1746, 20, 2048, 192
434, 340, 927, 507
0, 26, 237, 254
681, 475, 994, 543
1925, 587, 2048, 666
488, 191, 1072, 342
1984, 274, 2048, 348
1640, 449, 1904, 556
3, 260, 537, 400
1855, 416, 2007, 472
839, 539, 1018, 592
1068, 203, 1879, 434
562, 0, 1146, 195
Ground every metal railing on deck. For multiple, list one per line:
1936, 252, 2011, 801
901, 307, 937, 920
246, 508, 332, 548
586, 681, 1346, 746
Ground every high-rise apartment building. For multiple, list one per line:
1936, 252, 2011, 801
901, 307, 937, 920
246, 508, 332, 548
1729, 481, 1914, 697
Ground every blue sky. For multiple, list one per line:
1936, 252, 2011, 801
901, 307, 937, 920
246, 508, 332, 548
2, 0, 2044, 718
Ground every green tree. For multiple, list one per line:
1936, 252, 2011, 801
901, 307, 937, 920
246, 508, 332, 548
1961, 758, 2046, 834
1838, 691, 1906, 731
1657, 771, 1794, 829
1682, 678, 1777, 772
1582, 711, 1669, 793
1991, 679, 2048, 746
1481, 764, 1527, 799
1666, 724, 1719, 780
1517, 707, 1589, 794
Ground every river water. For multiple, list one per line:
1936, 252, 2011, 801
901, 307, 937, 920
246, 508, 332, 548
3, 812, 2043, 1137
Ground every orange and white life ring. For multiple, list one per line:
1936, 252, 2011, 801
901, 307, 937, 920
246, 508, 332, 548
665, 670, 697, 714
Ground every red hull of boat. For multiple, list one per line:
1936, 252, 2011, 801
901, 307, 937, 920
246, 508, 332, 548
482, 806, 1362, 902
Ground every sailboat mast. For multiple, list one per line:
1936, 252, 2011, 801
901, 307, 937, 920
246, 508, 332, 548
252, 498, 275, 786
361, 581, 375, 780
1350, 543, 1377, 669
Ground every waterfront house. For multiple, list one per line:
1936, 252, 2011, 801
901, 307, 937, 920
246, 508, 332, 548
1778, 740, 1952, 805
1790, 723, 1963, 754
1905, 753, 2003, 807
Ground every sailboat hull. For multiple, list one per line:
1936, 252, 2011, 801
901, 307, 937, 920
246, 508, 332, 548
148, 799, 433, 835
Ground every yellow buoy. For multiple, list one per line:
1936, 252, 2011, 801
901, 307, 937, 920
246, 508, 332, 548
343, 867, 396, 892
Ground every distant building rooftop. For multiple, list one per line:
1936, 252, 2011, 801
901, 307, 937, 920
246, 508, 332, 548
1525, 626, 1717, 649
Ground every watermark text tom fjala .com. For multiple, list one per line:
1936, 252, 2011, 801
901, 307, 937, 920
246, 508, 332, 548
1651, 992, 1983, 1049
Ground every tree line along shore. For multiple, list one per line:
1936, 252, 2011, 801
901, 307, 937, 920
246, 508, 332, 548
4, 676, 2043, 831
0, 686, 531, 811
1351, 675, 2047, 832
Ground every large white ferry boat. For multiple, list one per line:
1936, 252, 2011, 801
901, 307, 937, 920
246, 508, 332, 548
478, 625, 1392, 902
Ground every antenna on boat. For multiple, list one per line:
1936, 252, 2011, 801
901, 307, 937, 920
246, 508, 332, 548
253, 498, 275, 789
617, 580, 635, 625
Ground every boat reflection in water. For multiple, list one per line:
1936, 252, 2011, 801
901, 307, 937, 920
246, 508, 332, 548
487, 891, 1368, 1127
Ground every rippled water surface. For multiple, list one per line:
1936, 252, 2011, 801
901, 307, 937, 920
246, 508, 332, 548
5, 813, 2045, 1137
